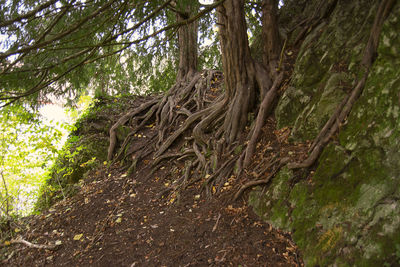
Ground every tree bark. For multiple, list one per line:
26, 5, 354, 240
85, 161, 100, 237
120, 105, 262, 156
176, 4, 198, 82
218, 0, 259, 144
218, 0, 281, 147
262, 0, 281, 76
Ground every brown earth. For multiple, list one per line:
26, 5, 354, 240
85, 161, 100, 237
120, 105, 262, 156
2, 117, 305, 266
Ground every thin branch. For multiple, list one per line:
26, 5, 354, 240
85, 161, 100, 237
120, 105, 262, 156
0, 0, 118, 60
167, 4, 189, 18
0, 0, 225, 104
1, 1, 76, 75
107, 0, 226, 48
0, 48, 97, 107
0, 0, 59, 28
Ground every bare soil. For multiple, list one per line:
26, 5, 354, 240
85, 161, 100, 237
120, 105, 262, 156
3, 122, 304, 266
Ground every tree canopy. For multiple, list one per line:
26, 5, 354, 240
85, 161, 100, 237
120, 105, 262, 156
0, 0, 224, 107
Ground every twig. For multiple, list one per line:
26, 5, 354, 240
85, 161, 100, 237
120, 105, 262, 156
212, 213, 221, 232
2, 238, 60, 250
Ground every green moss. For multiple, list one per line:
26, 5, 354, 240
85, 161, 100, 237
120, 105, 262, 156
253, 2, 400, 266
270, 199, 290, 229
276, 0, 377, 140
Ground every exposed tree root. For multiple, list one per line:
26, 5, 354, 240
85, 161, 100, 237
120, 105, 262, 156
108, 98, 160, 161
234, 157, 289, 201
108, 70, 232, 190
107, 55, 284, 201
243, 72, 283, 168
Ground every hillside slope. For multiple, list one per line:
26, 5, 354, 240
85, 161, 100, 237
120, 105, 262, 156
2, 95, 302, 266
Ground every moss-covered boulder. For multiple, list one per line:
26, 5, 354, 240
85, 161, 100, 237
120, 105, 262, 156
251, 1, 400, 266
276, 0, 378, 141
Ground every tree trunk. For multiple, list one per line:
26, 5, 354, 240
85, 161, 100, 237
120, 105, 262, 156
218, 0, 283, 167
262, 0, 281, 75
218, 0, 259, 144
176, 4, 198, 82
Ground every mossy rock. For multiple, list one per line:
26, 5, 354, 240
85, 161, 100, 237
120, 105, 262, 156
252, 1, 400, 266
276, 0, 378, 140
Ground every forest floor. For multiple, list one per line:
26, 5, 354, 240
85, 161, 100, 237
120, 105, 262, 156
1, 48, 308, 266
2, 116, 305, 267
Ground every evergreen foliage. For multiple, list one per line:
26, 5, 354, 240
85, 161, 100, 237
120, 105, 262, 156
0, 0, 222, 106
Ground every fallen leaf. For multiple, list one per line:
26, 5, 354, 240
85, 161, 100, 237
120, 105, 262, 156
73, 234, 83, 241
14, 228, 20, 233
55, 240, 62, 246
115, 217, 122, 223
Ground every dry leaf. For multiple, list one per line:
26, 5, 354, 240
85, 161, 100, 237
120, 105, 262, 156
73, 234, 83, 240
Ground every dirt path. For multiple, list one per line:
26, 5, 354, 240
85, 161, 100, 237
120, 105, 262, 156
4, 153, 303, 266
